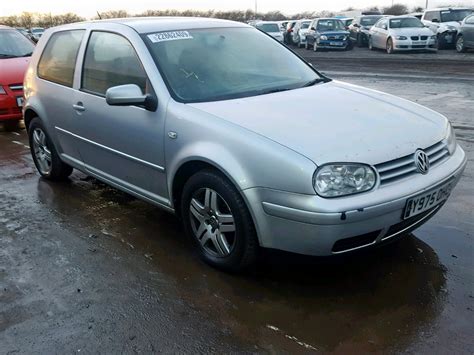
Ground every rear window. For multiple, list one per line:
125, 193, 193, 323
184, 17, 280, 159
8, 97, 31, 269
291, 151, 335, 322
37, 30, 84, 87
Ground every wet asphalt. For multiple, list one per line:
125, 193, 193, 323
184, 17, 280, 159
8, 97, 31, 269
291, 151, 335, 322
1, 51, 473, 354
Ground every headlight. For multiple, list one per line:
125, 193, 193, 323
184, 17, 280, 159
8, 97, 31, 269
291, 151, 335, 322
445, 123, 457, 155
396, 36, 408, 40
313, 164, 376, 198
0, 86, 6, 95
320, 35, 328, 40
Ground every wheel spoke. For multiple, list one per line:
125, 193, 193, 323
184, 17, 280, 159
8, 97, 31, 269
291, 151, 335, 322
190, 198, 205, 222
212, 232, 228, 255
199, 229, 212, 246
33, 130, 41, 146
43, 147, 52, 162
219, 222, 235, 233
195, 222, 207, 239
39, 131, 47, 146
204, 188, 218, 211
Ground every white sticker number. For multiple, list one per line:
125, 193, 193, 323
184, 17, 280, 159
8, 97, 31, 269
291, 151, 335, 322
148, 31, 193, 43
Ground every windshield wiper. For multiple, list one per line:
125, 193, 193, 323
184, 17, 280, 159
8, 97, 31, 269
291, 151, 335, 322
302, 78, 328, 87
0, 54, 17, 58
19, 52, 33, 57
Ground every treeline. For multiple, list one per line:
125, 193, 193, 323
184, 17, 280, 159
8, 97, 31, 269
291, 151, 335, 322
0, 4, 426, 28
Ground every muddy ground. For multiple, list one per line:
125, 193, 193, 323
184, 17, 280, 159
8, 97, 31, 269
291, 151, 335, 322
0, 50, 473, 354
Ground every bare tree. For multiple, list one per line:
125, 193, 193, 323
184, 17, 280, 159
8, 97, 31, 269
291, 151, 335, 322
383, 4, 409, 16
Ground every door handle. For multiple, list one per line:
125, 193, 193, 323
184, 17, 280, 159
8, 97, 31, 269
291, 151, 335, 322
73, 103, 85, 112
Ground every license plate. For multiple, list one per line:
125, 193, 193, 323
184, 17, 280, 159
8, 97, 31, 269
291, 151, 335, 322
403, 181, 454, 219
330, 41, 344, 46
412, 41, 426, 44
16, 97, 24, 107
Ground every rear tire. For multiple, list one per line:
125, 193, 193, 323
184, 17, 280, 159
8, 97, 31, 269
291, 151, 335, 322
456, 35, 467, 53
181, 169, 259, 272
386, 38, 394, 54
28, 117, 73, 180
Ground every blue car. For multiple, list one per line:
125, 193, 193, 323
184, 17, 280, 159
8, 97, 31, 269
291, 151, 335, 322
305, 18, 352, 51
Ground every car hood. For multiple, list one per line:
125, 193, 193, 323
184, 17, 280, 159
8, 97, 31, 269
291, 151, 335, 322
390, 27, 435, 36
189, 81, 447, 166
0, 57, 30, 85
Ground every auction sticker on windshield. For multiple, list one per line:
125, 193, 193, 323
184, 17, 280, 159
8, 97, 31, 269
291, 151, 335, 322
147, 31, 193, 43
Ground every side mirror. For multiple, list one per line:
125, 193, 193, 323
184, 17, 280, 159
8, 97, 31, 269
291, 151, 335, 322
310, 27, 316, 31
383, 25, 387, 30
353, 23, 360, 28
106, 84, 157, 111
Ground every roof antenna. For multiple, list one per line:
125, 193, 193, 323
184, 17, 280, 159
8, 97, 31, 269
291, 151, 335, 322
97, 11, 102, 20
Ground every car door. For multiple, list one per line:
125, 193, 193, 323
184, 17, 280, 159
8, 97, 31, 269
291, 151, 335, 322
73, 30, 168, 205
378, 19, 389, 47
35, 29, 86, 165
371, 20, 384, 48
465, 15, 474, 46
349, 17, 359, 41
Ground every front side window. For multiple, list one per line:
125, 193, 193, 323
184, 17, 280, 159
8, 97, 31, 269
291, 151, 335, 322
37, 30, 84, 87
0, 29, 35, 58
143, 27, 323, 103
82, 32, 147, 96
389, 18, 424, 28
360, 16, 383, 26
424, 11, 440, 22
301, 22, 311, 29
317, 20, 345, 31
441, 9, 473, 22
466, 15, 474, 24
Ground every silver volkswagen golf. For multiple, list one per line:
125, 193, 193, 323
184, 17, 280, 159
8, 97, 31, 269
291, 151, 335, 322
23, 18, 466, 271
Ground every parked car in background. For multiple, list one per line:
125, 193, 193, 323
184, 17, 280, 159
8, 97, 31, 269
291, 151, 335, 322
349, 15, 384, 46
292, 19, 312, 47
305, 18, 351, 51
284, 20, 297, 44
278, 21, 289, 32
0, 26, 35, 130
16, 27, 33, 40
408, 12, 423, 20
255, 21, 284, 42
23, 18, 466, 271
334, 16, 354, 29
30, 27, 45, 42
369, 16, 437, 54
456, 14, 474, 52
422, 8, 473, 49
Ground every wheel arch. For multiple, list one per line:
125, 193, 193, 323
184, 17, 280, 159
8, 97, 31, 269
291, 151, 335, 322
23, 108, 39, 132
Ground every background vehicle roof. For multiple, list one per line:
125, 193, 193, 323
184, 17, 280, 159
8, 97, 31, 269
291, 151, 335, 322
426, 7, 472, 11
78, 17, 250, 33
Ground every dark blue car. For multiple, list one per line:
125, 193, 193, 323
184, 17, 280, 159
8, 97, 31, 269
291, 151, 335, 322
305, 18, 352, 51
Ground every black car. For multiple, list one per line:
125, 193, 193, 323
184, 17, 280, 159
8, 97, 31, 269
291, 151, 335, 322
284, 21, 297, 44
348, 15, 384, 46
456, 14, 474, 52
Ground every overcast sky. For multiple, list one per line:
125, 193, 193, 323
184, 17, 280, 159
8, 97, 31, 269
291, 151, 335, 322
1, 0, 473, 17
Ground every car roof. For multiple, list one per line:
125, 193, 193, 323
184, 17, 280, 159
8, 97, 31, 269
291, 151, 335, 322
69, 17, 250, 34
426, 7, 472, 11
388, 15, 419, 19
0, 25, 14, 30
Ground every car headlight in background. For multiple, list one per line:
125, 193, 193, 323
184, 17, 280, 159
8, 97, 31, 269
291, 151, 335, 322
445, 123, 457, 155
0, 86, 6, 95
396, 36, 408, 40
313, 164, 376, 197
320, 35, 328, 40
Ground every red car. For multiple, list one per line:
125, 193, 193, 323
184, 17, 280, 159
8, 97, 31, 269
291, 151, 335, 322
0, 25, 35, 131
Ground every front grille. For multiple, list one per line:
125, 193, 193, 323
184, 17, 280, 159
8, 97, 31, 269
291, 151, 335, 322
375, 140, 449, 186
420, 36, 428, 40
332, 230, 381, 253
411, 36, 419, 40
382, 204, 442, 241
9, 84, 23, 91
327, 35, 345, 40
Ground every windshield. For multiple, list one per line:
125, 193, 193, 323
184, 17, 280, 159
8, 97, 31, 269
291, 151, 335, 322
31, 28, 44, 33
0, 30, 35, 58
256, 23, 280, 33
143, 28, 323, 103
389, 18, 424, 28
361, 16, 383, 26
317, 19, 345, 31
301, 22, 311, 29
440, 9, 473, 22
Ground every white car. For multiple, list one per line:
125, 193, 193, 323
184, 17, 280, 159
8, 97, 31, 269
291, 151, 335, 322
421, 7, 473, 48
292, 19, 312, 47
369, 16, 437, 53
255, 21, 284, 42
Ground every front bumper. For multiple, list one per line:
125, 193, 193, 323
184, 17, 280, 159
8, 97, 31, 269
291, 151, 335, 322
243, 146, 466, 256
0, 87, 24, 121
393, 38, 437, 51
317, 39, 349, 49
438, 30, 457, 45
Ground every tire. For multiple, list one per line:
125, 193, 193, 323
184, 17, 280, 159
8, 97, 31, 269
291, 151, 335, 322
181, 169, 259, 272
357, 33, 363, 47
368, 37, 374, 50
386, 38, 394, 54
28, 117, 73, 180
456, 35, 467, 53
3, 120, 20, 132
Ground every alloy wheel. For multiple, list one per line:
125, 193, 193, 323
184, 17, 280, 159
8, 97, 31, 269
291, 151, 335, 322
456, 36, 465, 52
32, 128, 52, 175
189, 188, 236, 257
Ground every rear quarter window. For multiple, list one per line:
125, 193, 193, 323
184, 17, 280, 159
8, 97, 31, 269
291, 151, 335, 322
37, 30, 85, 87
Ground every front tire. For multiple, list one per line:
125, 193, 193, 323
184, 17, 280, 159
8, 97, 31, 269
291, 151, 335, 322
456, 35, 467, 53
386, 38, 394, 54
181, 170, 259, 272
28, 117, 73, 180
